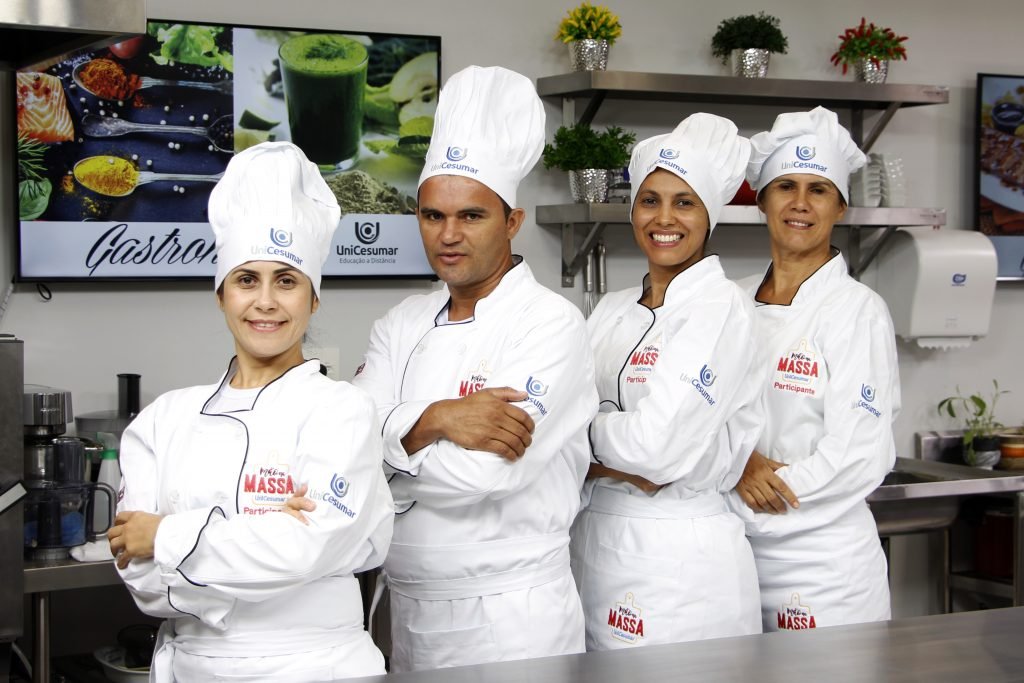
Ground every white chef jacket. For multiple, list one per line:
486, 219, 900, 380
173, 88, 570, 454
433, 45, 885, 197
728, 252, 899, 630
571, 256, 763, 649
585, 255, 764, 496
353, 258, 598, 671
116, 358, 394, 680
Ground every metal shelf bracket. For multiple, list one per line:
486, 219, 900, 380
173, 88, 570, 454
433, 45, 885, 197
562, 221, 606, 287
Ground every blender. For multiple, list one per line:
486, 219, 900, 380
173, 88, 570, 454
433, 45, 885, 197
23, 385, 115, 560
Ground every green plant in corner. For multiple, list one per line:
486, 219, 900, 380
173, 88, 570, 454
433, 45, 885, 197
542, 123, 636, 171
555, 3, 623, 45
937, 380, 1009, 465
710, 12, 788, 64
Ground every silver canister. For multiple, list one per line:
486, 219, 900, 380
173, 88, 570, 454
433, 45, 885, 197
568, 39, 609, 72
569, 169, 611, 203
854, 58, 889, 84
731, 48, 771, 78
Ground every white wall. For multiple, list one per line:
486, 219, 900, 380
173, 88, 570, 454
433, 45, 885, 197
3, 0, 1024, 617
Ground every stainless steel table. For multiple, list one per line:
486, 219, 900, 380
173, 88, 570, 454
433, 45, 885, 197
868, 457, 1024, 609
351, 607, 1024, 683
23, 558, 121, 683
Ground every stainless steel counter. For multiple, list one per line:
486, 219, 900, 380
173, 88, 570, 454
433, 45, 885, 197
23, 557, 119, 594
350, 607, 1024, 683
871, 457, 1024, 500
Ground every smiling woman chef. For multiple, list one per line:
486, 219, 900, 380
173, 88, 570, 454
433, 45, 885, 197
729, 107, 900, 632
570, 114, 763, 649
107, 142, 394, 681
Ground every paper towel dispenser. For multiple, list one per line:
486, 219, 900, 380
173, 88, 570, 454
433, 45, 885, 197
866, 226, 997, 349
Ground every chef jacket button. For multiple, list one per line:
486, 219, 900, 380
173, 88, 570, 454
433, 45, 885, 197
615, 316, 623, 325
169, 490, 180, 502
415, 343, 425, 355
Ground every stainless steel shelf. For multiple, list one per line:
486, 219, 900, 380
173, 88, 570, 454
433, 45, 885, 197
536, 70, 950, 286
536, 203, 947, 228
538, 203, 947, 286
24, 558, 120, 593
537, 70, 950, 112
949, 572, 1015, 600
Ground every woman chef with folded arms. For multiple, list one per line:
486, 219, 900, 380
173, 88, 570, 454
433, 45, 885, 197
107, 142, 394, 681
570, 113, 764, 649
730, 107, 899, 632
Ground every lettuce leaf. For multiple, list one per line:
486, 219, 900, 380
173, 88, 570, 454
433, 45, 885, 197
151, 24, 233, 72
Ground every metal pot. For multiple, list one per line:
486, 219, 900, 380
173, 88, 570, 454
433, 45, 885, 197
966, 435, 1001, 470
568, 39, 609, 72
569, 169, 610, 203
854, 58, 889, 84
731, 48, 770, 78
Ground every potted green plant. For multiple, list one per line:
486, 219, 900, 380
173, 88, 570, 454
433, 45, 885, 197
830, 18, 908, 84
555, 2, 622, 71
542, 123, 635, 203
710, 12, 788, 78
937, 380, 1009, 468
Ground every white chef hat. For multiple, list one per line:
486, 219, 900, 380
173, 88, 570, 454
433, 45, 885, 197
746, 106, 866, 203
208, 141, 340, 298
418, 65, 545, 208
628, 113, 750, 232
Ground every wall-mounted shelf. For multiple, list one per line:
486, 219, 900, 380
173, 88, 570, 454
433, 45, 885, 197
535, 70, 950, 287
537, 203, 947, 287
537, 70, 949, 152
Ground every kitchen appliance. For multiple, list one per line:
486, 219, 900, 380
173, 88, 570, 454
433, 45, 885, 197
76, 373, 140, 451
23, 388, 115, 561
0, 337, 25, 653
2, 2, 145, 677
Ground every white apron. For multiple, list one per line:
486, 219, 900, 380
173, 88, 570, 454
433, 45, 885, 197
573, 258, 764, 650
751, 503, 890, 632
150, 619, 384, 683
571, 488, 760, 650
728, 253, 899, 632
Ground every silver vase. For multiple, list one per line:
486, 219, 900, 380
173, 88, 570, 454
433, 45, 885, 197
569, 169, 610, 203
568, 39, 609, 72
731, 48, 771, 78
854, 58, 889, 84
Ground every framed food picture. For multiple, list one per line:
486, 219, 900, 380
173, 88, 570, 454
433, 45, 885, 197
976, 72, 1024, 281
14, 20, 440, 281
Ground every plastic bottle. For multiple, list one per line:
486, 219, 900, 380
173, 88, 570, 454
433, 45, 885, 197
92, 449, 121, 532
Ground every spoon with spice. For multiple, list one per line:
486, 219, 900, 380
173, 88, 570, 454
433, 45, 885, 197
80, 114, 234, 153
73, 156, 224, 197
72, 58, 232, 100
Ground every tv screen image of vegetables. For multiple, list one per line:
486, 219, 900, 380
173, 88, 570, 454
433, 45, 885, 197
975, 73, 1024, 281
14, 19, 440, 281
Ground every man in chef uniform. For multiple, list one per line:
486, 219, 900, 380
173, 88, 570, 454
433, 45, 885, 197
351, 65, 598, 672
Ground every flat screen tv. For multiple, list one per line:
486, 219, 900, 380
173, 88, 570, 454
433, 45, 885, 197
975, 72, 1024, 281
14, 19, 440, 281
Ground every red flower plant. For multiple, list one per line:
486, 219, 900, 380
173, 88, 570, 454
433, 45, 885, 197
830, 18, 908, 74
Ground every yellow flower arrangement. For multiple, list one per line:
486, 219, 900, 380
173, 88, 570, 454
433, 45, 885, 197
556, 2, 622, 45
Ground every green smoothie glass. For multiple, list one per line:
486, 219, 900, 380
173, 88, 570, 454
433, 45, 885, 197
279, 34, 368, 170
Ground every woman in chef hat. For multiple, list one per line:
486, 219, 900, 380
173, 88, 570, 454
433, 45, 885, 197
570, 113, 763, 650
107, 141, 394, 681
729, 106, 899, 631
